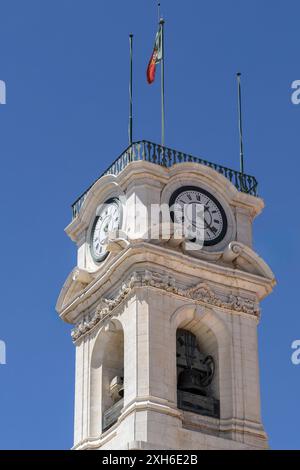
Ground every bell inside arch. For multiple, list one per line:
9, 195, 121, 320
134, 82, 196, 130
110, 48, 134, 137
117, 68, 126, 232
177, 329, 215, 397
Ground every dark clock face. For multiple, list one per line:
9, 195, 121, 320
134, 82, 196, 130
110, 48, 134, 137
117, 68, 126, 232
169, 186, 227, 246
90, 198, 122, 262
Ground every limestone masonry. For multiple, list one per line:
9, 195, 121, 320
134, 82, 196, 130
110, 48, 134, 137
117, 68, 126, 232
56, 148, 275, 450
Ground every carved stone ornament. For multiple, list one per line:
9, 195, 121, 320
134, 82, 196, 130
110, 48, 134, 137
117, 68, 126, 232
71, 270, 259, 342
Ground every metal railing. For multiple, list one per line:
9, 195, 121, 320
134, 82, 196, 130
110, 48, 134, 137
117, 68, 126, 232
177, 390, 220, 419
72, 140, 258, 219
102, 398, 124, 432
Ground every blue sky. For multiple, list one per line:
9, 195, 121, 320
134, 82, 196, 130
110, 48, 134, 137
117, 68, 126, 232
0, 0, 299, 449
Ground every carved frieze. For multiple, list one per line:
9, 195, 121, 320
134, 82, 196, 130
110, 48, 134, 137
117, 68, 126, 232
71, 270, 259, 342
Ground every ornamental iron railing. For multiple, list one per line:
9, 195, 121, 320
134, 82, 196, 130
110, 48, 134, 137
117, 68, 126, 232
72, 140, 258, 219
102, 398, 124, 432
177, 390, 220, 419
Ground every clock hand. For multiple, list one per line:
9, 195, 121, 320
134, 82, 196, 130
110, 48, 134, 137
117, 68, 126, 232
191, 206, 211, 228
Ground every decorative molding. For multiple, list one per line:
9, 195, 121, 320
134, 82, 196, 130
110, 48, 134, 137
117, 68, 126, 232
222, 242, 243, 263
72, 268, 93, 284
186, 283, 258, 316
71, 270, 259, 342
71, 274, 137, 342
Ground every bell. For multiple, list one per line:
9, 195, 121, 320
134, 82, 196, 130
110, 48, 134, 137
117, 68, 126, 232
109, 376, 124, 402
178, 368, 207, 396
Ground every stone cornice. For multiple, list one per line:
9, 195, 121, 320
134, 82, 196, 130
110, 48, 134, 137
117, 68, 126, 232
72, 405, 267, 450
57, 242, 275, 324
71, 269, 260, 343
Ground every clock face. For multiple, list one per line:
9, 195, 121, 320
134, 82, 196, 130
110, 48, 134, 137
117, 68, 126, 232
90, 198, 122, 262
169, 186, 227, 246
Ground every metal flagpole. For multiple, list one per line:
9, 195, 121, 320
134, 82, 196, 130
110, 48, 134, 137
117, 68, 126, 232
236, 72, 244, 174
129, 34, 133, 146
160, 18, 165, 147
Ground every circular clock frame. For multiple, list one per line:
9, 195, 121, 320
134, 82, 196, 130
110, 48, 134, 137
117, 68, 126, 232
169, 186, 228, 247
90, 197, 123, 262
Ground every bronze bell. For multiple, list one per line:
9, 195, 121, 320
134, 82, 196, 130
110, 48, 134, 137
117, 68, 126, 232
178, 368, 207, 396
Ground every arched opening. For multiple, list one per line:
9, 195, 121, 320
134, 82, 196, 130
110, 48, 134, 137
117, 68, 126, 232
90, 320, 124, 436
176, 324, 220, 419
171, 305, 233, 421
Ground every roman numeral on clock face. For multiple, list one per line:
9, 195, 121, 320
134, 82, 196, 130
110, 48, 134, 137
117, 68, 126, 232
170, 186, 227, 247
91, 199, 122, 261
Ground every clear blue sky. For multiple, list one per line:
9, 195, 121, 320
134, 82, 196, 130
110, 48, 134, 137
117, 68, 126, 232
0, 0, 299, 450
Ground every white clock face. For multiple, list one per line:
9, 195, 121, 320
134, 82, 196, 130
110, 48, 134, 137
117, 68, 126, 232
169, 186, 227, 246
91, 198, 122, 261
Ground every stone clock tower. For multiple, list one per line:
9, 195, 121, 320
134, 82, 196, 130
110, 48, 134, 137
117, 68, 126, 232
56, 141, 275, 450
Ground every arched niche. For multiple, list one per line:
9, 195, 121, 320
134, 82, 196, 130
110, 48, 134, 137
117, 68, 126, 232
170, 305, 233, 420
176, 327, 219, 418
89, 319, 124, 436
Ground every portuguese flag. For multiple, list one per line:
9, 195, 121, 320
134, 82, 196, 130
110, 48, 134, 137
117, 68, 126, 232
146, 23, 163, 84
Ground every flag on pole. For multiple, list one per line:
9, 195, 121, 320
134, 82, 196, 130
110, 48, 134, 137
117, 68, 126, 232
146, 23, 163, 84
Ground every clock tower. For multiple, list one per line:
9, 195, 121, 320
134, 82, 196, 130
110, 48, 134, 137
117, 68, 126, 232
56, 141, 275, 450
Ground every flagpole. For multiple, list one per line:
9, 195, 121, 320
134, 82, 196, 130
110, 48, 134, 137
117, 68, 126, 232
160, 18, 165, 147
129, 33, 133, 146
236, 72, 244, 174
